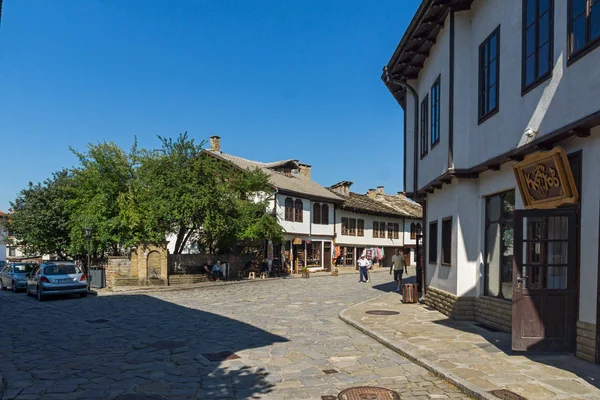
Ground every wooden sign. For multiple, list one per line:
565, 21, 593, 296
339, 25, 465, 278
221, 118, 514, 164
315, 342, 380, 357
292, 238, 302, 245
513, 147, 579, 209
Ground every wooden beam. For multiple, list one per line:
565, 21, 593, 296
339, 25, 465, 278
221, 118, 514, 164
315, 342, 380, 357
432, 183, 443, 189
536, 142, 554, 150
425, 188, 434, 194
488, 164, 501, 171
441, 177, 453, 184
570, 127, 591, 137
509, 155, 524, 162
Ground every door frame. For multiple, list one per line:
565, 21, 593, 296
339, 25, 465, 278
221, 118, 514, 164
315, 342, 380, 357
512, 208, 579, 352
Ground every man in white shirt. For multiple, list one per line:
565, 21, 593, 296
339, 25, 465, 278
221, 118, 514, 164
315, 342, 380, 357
357, 255, 370, 283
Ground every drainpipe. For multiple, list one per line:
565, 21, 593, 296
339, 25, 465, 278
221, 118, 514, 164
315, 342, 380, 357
383, 66, 419, 196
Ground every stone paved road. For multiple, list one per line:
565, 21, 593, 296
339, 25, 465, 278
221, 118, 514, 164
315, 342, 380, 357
0, 270, 471, 400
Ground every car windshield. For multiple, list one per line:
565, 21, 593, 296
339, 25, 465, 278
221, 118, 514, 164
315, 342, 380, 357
44, 265, 81, 275
13, 264, 37, 273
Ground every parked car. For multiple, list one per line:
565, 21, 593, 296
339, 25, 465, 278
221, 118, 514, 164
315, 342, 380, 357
26, 262, 88, 301
1, 262, 38, 293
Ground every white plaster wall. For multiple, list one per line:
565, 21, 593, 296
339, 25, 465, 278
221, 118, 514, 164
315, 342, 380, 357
310, 201, 335, 237
426, 183, 458, 295
404, 91, 416, 192
416, 13, 451, 188
275, 194, 310, 235
403, 218, 423, 246
335, 210, 404, 247
456, 179, 480, 297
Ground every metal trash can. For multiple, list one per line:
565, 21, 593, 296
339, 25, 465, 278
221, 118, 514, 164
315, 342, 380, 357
90, 266, 106, 289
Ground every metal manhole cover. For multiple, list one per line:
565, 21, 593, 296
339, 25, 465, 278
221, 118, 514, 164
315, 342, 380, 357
148, 341, 187, 350
323, 369, 338, 374
338, 386, 400, 400
489, 389, 527, 400
111, 394, 168, 400
85, 319, 109, 324
365, 310, 400, 316
203, 351, 241, 362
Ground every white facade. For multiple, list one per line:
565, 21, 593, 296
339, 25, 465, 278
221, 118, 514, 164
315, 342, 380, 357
274, 193, 335, 238
334, 210, 404, 248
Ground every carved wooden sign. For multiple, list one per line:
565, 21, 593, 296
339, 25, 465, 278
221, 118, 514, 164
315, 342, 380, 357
513, 147, 579, 209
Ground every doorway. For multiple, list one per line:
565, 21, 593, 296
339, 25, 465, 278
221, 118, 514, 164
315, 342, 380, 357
512, 209, 578, 352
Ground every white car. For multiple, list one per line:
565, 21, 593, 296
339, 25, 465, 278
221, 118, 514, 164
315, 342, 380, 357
26, 262, 88, 301
0, 262, 38, 293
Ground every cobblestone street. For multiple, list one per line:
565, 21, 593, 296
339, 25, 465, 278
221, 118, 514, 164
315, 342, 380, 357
0, 270, 471, 399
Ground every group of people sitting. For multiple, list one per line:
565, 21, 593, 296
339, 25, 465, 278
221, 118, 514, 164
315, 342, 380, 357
203, 261, 224, 281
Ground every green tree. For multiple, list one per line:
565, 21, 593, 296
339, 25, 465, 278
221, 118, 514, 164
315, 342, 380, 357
7, 169, 75, 258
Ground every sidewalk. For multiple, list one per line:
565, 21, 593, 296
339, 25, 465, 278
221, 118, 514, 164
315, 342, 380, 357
340, 293, 600, 400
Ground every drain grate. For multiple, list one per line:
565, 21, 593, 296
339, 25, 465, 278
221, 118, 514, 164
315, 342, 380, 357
365, 310, 400, 316
338, 386, 400, 400
322, 369, 338, 374
85, 319, 109, 324
203, 351, 241, 362
489, 389, 527, 400
148, 340, 188, 350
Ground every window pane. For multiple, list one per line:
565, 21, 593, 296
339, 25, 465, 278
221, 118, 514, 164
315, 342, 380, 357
486, 222, 501, 297
538, 12, 549, 44
592, 2, 600, 40
538, 43, 550, 77
572, 15, 587, 53
539, 0, 549, 14
501, 220, 514, 300
489, 60, 497, 86
480, 91, 487, 116
526, 26, 536, 57
572, 0, 586, 18
526, 55, 536, 85
526, 0, 537, 27
489, 35, 497, 62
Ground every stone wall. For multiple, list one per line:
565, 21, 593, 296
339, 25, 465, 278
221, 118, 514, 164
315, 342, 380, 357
576, 321, 597, 363
168, 253, 253, 278
106, 256, 131, 288
424, 286, 475, 320
474, 296, 512, 333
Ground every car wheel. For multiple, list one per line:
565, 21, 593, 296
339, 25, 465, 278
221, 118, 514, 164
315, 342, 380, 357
80, 292, 88, 298
37, 286, 45, 302
12, 281, 18, 293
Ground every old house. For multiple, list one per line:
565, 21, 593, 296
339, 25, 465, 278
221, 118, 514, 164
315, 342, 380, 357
383, 0, 600, 363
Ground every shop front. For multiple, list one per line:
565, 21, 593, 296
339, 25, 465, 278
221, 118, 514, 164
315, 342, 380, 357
283, 236, 333, 273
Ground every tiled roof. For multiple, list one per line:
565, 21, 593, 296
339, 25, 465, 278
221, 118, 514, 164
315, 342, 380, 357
333, 191, 408, 218
373, 193, 422, 219
204, 150, 343, 202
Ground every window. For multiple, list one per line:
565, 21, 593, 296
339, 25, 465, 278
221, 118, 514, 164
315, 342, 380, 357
294, 199, 303, 222
523, 0, 553, 92
379, 222, 386, 239
410, 223, 416, 240
420, 95, 429, 158
357, 219, 364, 236
373, 222, 379, 238
416, 223, 422, 236
388, 223, 400, 239
313, 203, 321, 224
321, 204, 329, 225
479, 26, 500, 122
348, 218, 357, 236
431, 77, 441, 147
428, 221, 438, 263
441, 217, 452, 265
9, 248, 15, 257
569, 0, 600, 61
484, 190, 515, 299
341, 217, 349, 235
284, 197, 294, 221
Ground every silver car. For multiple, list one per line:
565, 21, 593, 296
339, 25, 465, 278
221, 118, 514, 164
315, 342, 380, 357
1, 262, 38, 293
26, 262, 88, 301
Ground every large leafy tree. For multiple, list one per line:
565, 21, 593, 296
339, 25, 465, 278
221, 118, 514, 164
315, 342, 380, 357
7, 169, 75, 258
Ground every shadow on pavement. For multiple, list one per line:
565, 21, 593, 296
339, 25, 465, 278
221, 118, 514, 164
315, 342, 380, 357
371, 274, 417, 294
3, 293, 289, 399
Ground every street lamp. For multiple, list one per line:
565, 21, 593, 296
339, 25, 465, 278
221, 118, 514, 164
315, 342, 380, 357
83, 227, 93, 290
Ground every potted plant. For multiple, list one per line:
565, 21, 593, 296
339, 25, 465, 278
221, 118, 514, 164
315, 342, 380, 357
301, 266, 310, 278
331, 267, 339, 276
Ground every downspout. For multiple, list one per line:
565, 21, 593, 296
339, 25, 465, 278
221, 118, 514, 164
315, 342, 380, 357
383, 67, 419, 197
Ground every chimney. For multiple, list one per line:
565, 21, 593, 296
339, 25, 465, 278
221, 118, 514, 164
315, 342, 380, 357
209, 136, 221, 152
330, 181, 353, 197
367, 189, 376, 199
376, 186, 384, 195
298, 163, 311, 179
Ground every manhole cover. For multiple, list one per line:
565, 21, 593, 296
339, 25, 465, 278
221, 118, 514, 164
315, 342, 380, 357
111, 394, 168, 400
203, 351, 241, 362
489, 389, 527, 400
85, 319, 109, 324
338, 386, 400, 400
323, 369, 338, 374
365, 310, 399, 316
148, 341, 187, 350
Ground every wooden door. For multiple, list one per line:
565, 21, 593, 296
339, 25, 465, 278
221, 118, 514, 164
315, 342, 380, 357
512, 209, 578, 352
323, 242, 332, 271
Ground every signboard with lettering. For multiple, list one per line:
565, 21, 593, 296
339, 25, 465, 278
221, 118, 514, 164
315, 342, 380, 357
513, 147, 579, 209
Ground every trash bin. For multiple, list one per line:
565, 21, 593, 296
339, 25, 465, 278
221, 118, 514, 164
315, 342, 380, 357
90, 266, 105, 289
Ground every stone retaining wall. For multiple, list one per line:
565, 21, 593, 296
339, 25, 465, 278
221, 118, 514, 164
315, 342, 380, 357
424, 287, 475, 320
168, 274, 209, 285
576, 321, 597, 363
474, 296, 512, 333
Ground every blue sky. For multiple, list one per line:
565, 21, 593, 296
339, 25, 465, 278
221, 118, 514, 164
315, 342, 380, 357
0, 0, 416, 211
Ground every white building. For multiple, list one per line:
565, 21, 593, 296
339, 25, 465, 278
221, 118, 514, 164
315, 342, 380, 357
383, 0, 600, 363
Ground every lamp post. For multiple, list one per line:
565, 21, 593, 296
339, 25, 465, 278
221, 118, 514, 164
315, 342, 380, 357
83, 227, 93, 290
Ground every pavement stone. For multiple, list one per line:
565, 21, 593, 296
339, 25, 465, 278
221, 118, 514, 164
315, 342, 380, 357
340, 292, 600, 400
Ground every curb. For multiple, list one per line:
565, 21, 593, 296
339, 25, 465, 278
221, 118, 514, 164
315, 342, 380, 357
339, 300, 497, 400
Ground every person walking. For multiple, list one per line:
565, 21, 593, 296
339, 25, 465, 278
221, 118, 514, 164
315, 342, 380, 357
358, 255, 370, 283
390, 248, 408, 292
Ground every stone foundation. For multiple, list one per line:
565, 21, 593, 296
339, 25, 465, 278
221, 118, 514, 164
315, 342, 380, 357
576, 321, 597, 363
425, 286, 475, 320
168, 274, 209, 285
474, 296, 512, 333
